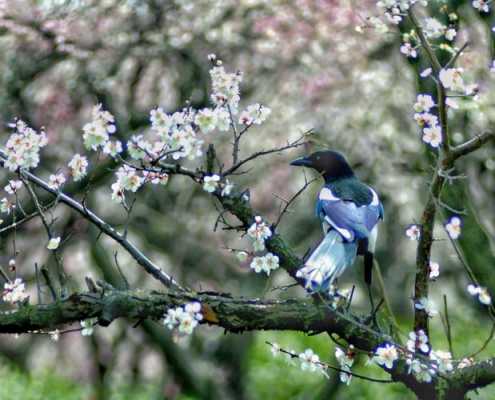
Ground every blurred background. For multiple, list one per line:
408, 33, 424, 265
0, 0, 494, 399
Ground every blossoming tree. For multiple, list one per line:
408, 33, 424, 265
0, 1, 495, 399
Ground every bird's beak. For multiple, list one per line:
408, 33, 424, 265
290, 156, 312, 167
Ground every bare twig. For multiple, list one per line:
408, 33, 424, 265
442, 295, 454, 358
0, 150, 184, 291
273, 176, 318, 229
265, 341, 394, 383
223, 133, 308, 176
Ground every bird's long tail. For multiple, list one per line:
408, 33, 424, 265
296, 230, 357, 292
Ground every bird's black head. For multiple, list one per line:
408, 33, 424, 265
290, 150, 354, 182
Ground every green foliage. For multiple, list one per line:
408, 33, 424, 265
0, 362, 86, 400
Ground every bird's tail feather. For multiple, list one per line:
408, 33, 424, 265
297, 230, 357, 292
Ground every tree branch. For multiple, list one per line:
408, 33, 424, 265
0, 286, 388, 350
0, 150, 184, 291
451, 131, 494, 160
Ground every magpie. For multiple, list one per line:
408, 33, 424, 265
290, 150, 384, 294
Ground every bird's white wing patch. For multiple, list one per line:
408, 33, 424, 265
325, 215, 353, 241
368, 225, 378, 252
369, 188, 380, 206
319, 187, 340, 201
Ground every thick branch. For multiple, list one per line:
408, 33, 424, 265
0, 287, 388, 351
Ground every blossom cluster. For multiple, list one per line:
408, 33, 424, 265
2, 278, 29, 304
244, 216, 280, 276
249, 253, 280, 276
80, 318, 97, 336
415, 297, 438, 317
406, 330, 429, 354
413, 94, 442, 148
335, 345, 355, 385
377, 0, 428, 25
271, 344, 328, 378
439, 68, 478, 97
247, 216, 272, 252
373, 341, 453, 383
406, 349, 453, 383
202, 174, 233, 196
467, 284, 492, 306
4, 120, 47, 172
163, 302, 203, 336
82, 104, 117, 151
472, 0, 490, 13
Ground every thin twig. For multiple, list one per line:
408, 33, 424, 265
443, 295, 454, 358
265, 341, 394, 383
273, 176, 318, 229
223, 132, 308, 176
0, 150, 184, 291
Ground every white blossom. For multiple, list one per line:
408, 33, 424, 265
439, 68, 465, 91
203, 174, 221, 193
335, 345, 355, 385
430, 350, 454, 373
406, 224, 421, 240
250, 256, 266, 274
82, 104, 116, 150
423, 17, 446, 39
467, 284, 492, 305
299, 348, 328, 376
406, 330, 429, 353
414, 94, 435, 113
445, 28, 456, 41
400, 42, 417, 58
68, 154, 88, 181
4, 120, 47, 171
239, 104, 271, 125
103, 140, 123, 157
264, 253, 280, 275
221, 179, 234, 197
422, 125, 442, 148
247, 216, 272, 245
415, 297, 438, 317
48, 173, 66, 190
195, 108, 218, 133
209, 65, 242, 112
111, 166, 144, 203
374, 344, 399, 369
163, 302, 203, 336
445, 216, 462, 239
2, 278, 29, 303
414, 112, 438, 128
47, 237, 61, 250
5, 180, 23, 195
473, 0, 490, 12
80, 318, 96, 336
420, 68, 432, 78
143, 171, 169, 185
429, 261, 440, 280
407, 356, 436, 382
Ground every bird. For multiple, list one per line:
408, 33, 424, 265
290, 150, 384, 295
